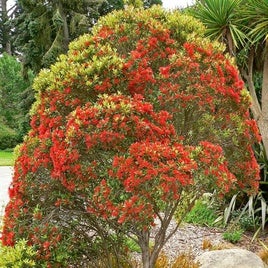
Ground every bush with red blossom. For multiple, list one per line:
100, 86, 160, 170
1, 5, 260, 267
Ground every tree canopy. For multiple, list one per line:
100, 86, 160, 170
2, 5, 260, 268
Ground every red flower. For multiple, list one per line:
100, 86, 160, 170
159, 66, 171, 78
43, 241, 50, 250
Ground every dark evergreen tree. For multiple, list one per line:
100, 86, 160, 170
13, 0, 162, 74
0, 0, 12, 54
13, 0, 100, 73
143, 0, 162, 8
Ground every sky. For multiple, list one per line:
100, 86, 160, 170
162, 0, 196, 9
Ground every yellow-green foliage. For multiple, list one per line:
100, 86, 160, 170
94, 6, 205, 43
124, 0, 143, 8
0, 239, 36, 267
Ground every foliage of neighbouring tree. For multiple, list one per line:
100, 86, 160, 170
191, 0, 268, 163
0, 53, 34, 145
1, 5, 260, 268
12, 0, 162, 75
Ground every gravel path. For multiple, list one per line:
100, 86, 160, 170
158, 221, 225, 260
0, 166, 13, 215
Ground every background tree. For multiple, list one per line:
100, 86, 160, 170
98, 0, 125, 15
2, 6, 260, 267
0, 0, 17, 54
0, 0, 10, 54
191, 0, 268, 160
0, 1, 33, 148
13, 0, 102, 74
242, 0, 268, 163
0, 53, 34, 145
13, 0, 162, 74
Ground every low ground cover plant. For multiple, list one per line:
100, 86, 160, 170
183, 199, 219, 227
1, 5, 260, 268
223, 226, 244, 244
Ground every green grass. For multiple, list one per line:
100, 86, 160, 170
0, 150, 14, 166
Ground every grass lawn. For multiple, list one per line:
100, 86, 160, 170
0, 150, 14, 166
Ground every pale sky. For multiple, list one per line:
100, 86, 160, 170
162, 0, 196, 9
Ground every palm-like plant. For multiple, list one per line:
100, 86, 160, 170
192, 0, 247, 55
244, 0, 268, 43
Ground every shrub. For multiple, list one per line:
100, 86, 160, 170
224, 192, 265, 233
2, 5, 260, 268
0, 122, 19, 150
232, 209, 260, 231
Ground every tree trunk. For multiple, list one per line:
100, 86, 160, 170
246, 47, 262, 119
258, 118, 268, 157
259, 40, 268, 157
138, 202, 186, 268
243, 46, 268, 157
139, 231, 151, 268
226, 28, 236, 56
139, 227, 166, 268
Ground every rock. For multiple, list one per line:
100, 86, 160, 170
196, 248, 265, 268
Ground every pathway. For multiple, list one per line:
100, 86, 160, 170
0, 166, 13, 215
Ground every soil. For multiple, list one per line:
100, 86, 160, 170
229, 228, 268, 254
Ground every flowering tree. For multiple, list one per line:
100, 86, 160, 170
1, 5, 260, 268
